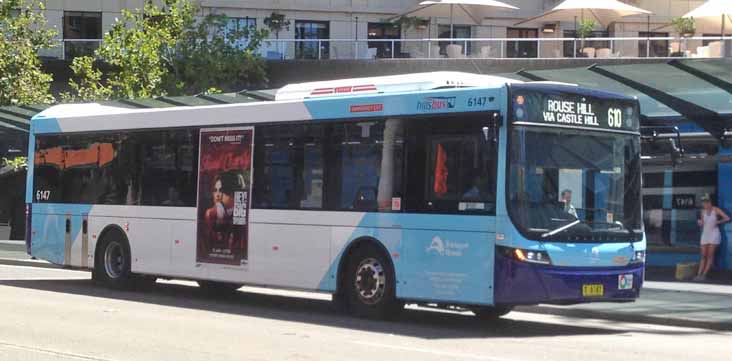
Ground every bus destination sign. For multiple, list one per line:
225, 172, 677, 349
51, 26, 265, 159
511, 87, 639, 133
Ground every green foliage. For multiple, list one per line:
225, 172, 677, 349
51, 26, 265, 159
389, 15, 427, 39
576, 19, 598, 39
390, 16, 425, 32
263, 12, 290, 39
671, 17, 696, 37
577, 20, 597, 37
63, 56, 113, 102
0, 0, 56, 106
2, 156, 28, 171
168, 14, 268, 95
66, 0, 268, 102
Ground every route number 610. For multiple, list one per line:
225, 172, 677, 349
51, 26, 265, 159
608, 108, 623, 128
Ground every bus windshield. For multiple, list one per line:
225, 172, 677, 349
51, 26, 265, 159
508, 126, 642, 241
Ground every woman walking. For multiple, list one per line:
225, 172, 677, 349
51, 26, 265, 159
696, 194, 730, 281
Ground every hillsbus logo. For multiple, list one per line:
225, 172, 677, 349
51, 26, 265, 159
418, 97, 456, 111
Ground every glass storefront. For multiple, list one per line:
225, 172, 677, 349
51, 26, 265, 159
642, 161, 718, 249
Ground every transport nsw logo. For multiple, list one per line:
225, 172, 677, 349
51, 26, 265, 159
426, 236, 469, 257
418, 97, 456, 111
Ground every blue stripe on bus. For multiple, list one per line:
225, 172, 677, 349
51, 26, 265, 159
30, 204, 93, 265
32, 116, 62, 134
303, 88, 502, 121
317, 212, 496, 305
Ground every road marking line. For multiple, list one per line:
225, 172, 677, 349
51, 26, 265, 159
351, 340, 521, 361
0, 341, 113, 361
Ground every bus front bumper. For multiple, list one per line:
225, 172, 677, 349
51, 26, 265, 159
494, 253, 644, 306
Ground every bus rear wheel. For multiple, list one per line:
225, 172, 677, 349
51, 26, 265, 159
473, 306, 513, 321
94, 232, 133, 289
197, 281, 242, 295
344, 243, 401, 319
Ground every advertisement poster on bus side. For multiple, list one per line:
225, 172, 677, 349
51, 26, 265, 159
196, 127, 253, 266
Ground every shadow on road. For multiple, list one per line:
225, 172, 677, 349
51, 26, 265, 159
0, 277, 714, 339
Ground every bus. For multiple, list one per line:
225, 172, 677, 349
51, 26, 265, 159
26, 72, 645, 319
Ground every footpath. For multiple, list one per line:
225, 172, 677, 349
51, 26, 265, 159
2, 240, 731, 331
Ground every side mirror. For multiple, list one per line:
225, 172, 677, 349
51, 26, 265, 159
669, 138, 683, 166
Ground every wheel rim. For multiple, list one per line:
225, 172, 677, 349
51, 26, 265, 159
103, 241, 125, 279
354, 257, 386, 305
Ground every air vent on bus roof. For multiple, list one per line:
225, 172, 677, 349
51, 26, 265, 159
274, 72, 524, 101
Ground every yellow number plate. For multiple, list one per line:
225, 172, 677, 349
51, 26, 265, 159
582, 284, 604, 297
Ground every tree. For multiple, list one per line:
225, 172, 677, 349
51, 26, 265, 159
576, 19, 598, 50
576, 19, 597, 40
66, 0, 268, 102
671, 17, 696, 38
0, 0, 56, 106
263, 12, 290, 40
66, 0, 195, 101
167, 14, 269, 95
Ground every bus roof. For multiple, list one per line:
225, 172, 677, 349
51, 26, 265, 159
31, 72, 581, 134
274, 72, 525, 101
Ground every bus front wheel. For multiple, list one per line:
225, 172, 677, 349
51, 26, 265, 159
344, 243, 401, 319
93, 232, 133, 289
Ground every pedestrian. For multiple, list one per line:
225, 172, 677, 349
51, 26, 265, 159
695, 194, 730, 281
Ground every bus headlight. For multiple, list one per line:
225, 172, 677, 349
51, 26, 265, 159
631, 250, 646, 264
513, 248, 552, 265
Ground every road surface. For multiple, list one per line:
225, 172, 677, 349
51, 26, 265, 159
0, 265, 729, 361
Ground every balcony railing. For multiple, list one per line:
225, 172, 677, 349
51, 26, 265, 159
256, 36, 730, 60
45, 36, 729, 61
38, 39, 103, 60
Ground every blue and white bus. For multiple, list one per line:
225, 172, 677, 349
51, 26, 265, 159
26, 72, 645, 319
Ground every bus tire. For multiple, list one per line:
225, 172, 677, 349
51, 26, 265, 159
344, 243, 401, 319
473, 306, 513, 321
197, 281, 242, 295
94, 231, 133, 290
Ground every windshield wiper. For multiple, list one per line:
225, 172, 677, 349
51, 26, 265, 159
541, 219, 581, 238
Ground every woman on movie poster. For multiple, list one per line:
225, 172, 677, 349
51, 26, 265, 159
196, 128, 253, 266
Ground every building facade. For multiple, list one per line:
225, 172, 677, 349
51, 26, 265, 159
39, 0, 722, 60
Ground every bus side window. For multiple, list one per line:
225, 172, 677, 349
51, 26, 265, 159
252, 124, 325, 210
331, 119, 405, 212
405, 115, 498, 215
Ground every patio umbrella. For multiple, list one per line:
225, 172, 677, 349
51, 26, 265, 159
515, 0, 651, 28
684, 0, 732, 43
397, 0, 519, 38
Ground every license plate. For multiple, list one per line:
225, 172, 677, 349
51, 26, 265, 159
582, 284, 604, 297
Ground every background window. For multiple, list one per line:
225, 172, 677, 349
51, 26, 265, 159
368, 23, 401, 58
638, 32, 669, 57
225, 17, 257, 49
63, 11, 102, 59
506, 28, 538, 58
295, 20, 330, 59
438, 25, 471, 56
